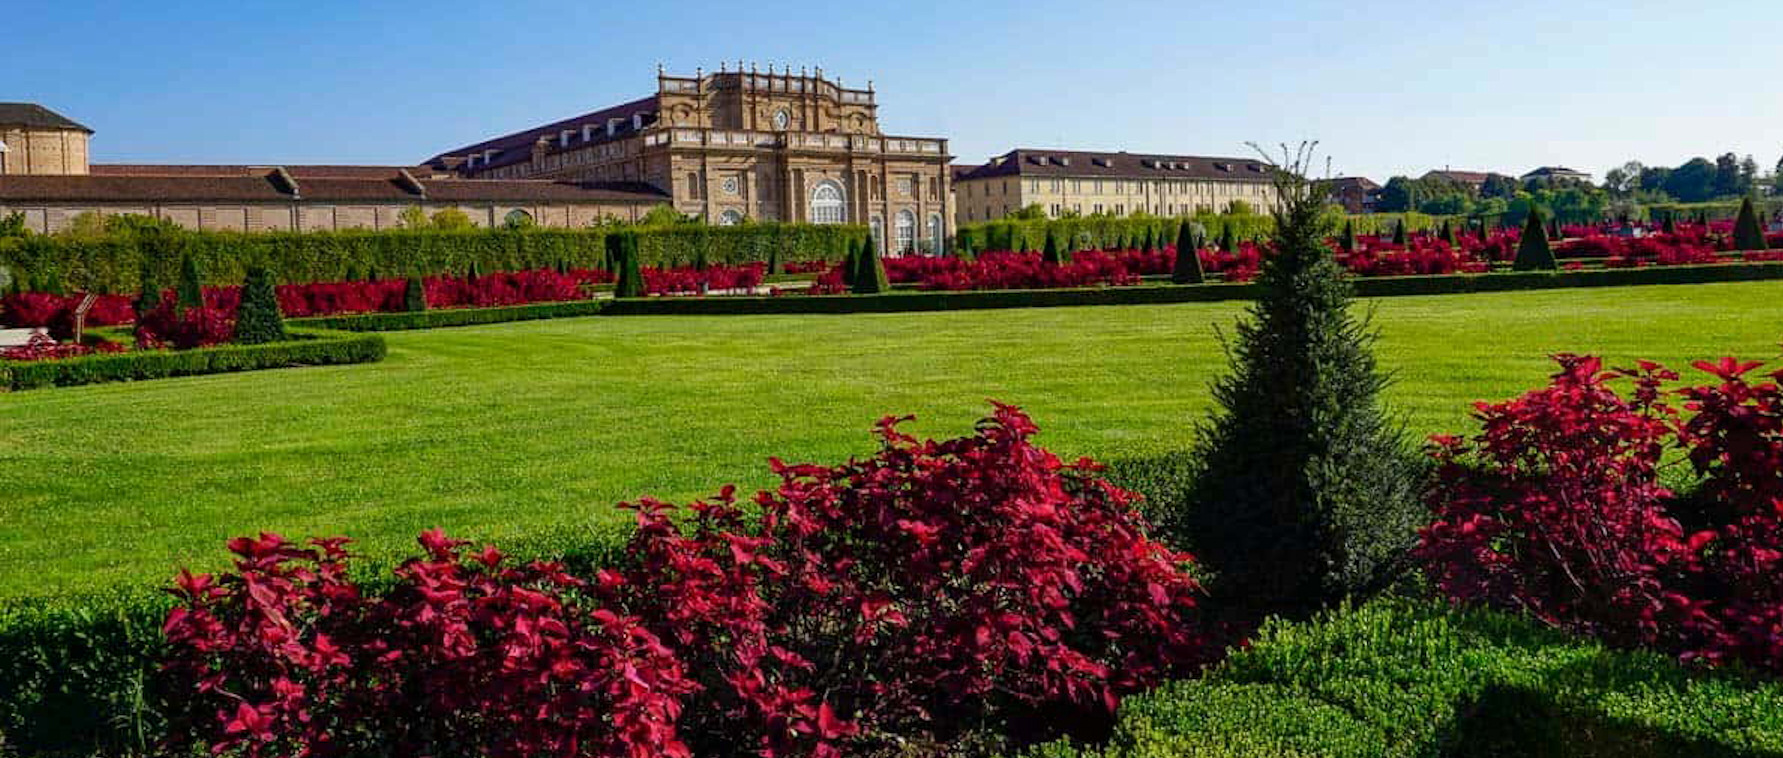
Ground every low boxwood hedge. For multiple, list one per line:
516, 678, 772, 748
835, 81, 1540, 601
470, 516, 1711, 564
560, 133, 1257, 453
1027, 598, 1783, 758
0, 329, 386, 391
293, 299, 609, 332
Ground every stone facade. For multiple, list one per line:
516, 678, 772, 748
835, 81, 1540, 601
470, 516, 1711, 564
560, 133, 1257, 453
952, 149, 1280, 227
429, 65, 954, 254
0, 104, 92, 176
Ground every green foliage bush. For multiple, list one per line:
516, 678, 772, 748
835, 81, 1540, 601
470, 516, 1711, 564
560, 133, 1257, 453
0, 223, 866, 294
1515, 208, 1558, 271
612, 232, 644, 298
1, 330, 385, 391
294, 300, 609, 332
1172, 223, 1206, 284
175, 254, 203, 311
959, 214, 1274, 256
1734, 196, 1769, 252
232, 267, 286, 344
1025, 599, 1783, 758
1168, 153, 1421, 621
403, 275, 427, 312
851, 236, 889, 294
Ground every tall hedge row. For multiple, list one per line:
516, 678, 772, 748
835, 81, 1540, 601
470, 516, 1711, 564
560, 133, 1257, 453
954, 211, 1450, 256
0, 222, 868, 294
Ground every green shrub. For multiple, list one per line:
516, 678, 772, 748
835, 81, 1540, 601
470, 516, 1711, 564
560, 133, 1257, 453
1339, 219, 1355, 253
613, 232, 644, 298
1515, 208, 1558, 271
1025, 598, 1783, 758
852, 237, 889, 294
1734, 196, 1769, 252
2, 330, 386, 391
1172, 223, 1206, 285
1043, 230, 1066, 265
403, 274, 427, 312
1168, 150, 1420, 622
175, 254, 203, 311
232, 266, 286, 345
295, 300, 608, 332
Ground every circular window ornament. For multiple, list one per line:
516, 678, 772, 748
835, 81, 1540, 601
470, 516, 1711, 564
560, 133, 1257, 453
722, 176, 740, 195
773, 109, 791, 130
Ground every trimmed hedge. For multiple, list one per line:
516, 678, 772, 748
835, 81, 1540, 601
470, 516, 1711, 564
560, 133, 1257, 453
1028, 598, 1783, 758
0, 523, 635, 758
1, 329, 386, 391
601, 262, 1783, 317
294, 299, 610, 331
0, 222, 867, 294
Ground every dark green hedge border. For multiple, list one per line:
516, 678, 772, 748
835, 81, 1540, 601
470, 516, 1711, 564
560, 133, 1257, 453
1031, 598, 1783, 758
0, 329, 386, 391
294, 300, 609, 332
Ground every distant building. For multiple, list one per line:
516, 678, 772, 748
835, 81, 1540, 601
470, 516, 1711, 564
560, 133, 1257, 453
1419, 169, 1498, 193
0, 103, 92, 176
427, 64, 953, 254
951, 149, 1279, 227
1521, 166, 1593, 184
1326, 176, 1380, 214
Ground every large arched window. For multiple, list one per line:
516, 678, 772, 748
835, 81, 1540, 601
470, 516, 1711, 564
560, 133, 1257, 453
718, 209, 744, 226
503, 209, 534, 228
894, 210, 916, 255
809, 180, 846, 224
870, 216, 885, 253
928, 214, 944, 255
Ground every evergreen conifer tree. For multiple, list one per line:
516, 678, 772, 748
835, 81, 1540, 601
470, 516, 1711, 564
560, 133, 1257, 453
466, 260, 481, 286
134, 262, 163, 322
345, 265, 362, 283
234, 267, 287, 344
1662, 213, 1677, 236
1219, 222, 1237, 253
1340, 219, 1356, 253
1477, 219, 1490, 243
1170, 144, 1420, 622
852, 237, 888, 294
404, 273, 428, 311
176, 254, 203, 311
1043, 230, 1066, 265
1514, 208, 1558, 271
1391, 220, 1407, 247
1172, 221, 1206, 284
1733, 196, 1768, 251
614, 232, 645, 298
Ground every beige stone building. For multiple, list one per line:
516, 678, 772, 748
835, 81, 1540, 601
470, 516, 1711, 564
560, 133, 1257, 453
0, 103, 92, 176
952, 149, 1280, 226
427, 64, 954, 254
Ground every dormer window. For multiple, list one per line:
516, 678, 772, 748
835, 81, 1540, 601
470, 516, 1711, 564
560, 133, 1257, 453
583, 124, 596, 142
608, 118, 622, 136
1092, 157, 1111, 168
560, 130, 574, 148
633, 113, 645, 130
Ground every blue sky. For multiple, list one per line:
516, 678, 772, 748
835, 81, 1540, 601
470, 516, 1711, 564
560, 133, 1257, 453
9, 0, 1781, 182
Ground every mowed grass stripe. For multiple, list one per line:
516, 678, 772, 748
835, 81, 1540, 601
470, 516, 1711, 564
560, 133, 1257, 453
1, 280, 1779, 599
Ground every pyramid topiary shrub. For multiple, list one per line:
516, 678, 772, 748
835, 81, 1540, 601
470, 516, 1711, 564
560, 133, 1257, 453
1662, 213, 1677, 236
1514, 208, 1557, 271
1340, 218, 1356, 253
1172, 222, 1206, 285
1391, 220, 1407, 247
1218, 222, 1237, 254
465, 260, 480, 286
1733, 196, 1768, 251
404, 273, 428, 312
851, 237, 889, 294
614, 232, 645, 298
176, 254, 204, 311
133, 261, 163, 325
1163, 144, 1421, 623
1043, 230, 1066, 265
233, 266, 287, 345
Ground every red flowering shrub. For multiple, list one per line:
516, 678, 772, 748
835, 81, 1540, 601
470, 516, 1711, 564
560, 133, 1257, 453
0, 292, 135, 328
642, 262, 765, 296
135, 303, 234, 350
0, 332, 126, 361
604, 404, 1210, 755
1417, 353, 1783, 674
162, 531, 696, 758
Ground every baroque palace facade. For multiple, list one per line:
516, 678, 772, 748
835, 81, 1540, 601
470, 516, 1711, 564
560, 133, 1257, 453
426, 64, 954, 254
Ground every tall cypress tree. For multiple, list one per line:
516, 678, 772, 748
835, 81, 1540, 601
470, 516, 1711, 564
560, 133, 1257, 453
1172, 221, 1206, 285
1168, 144, 1420, 622
1661, 212, 1677, 236
1218, 222, 1237, 254
234, 266, 287, 345
176, 254, 204, 311
1514, 208, 1557, 271
134, 261, 163, 323
1733, 196, 1768, 251
1477, 218, 1490, 243
614, 232, 645, 298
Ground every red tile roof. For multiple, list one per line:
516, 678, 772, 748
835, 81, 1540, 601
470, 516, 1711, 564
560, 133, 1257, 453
0, 169, 668, 205
956, 149, 1273, 183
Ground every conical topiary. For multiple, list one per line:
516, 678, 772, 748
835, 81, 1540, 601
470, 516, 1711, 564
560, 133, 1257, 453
1547, 216, 1561, 241
1733, 196, 1768, 251
404, 273, 428, 312
1219, 222, 1237, 254
466, 260, 481, 286
345, 264, 362, 283
234, 266, 287, 345
1340, 219, 1356, 253
1661, 213, 1677, 236
1042, 230, 1066, 265
852, 237, 888, 294
134, 262, 163, 323
1165, 145, 1420, 622
1172, 221, 1206, 285
1514, 208, 1557, 271
840, 238, 858, 287
614, 232, 645, 298
176, 254, 204, 311
1477, 219, 1490, 243
1391, 220, 1407, 247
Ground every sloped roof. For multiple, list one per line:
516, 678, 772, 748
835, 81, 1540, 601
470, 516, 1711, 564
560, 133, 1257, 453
955, 149, 1272, 182
425, 96, 659, 174
0, 168, 668, 204
0, 103, 93, 133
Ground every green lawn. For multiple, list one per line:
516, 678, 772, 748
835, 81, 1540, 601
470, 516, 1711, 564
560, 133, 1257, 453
2, 281, 1780, 601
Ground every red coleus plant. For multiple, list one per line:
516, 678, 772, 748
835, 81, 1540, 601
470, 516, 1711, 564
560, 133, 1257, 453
134, 302, 234, 350
162, 531, 696, 758
0, 331, 127, 361
1417, 353, 1783, 673
603, 403, 1211, 756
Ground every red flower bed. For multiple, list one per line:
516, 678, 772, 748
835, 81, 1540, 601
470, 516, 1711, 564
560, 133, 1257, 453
135, 302, 234, 350
1417, 354, 1783, 674
162, 405, 1211, 756
641, 262, 765, 296
0, 292, 135, 329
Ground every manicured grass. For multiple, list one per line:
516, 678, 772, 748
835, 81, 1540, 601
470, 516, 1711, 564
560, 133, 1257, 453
2, 281, 1780, 600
